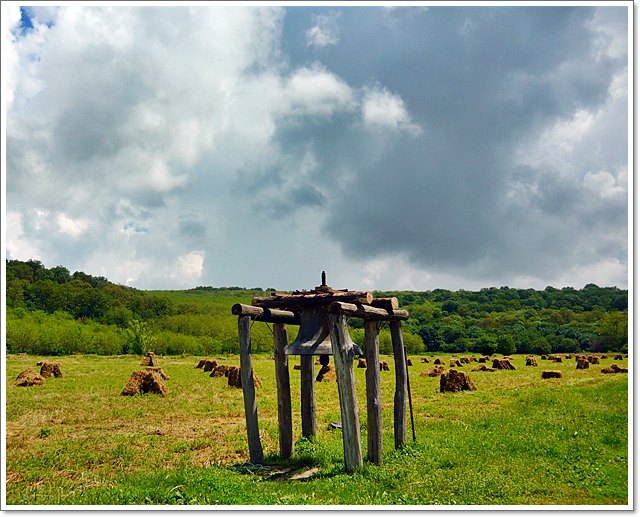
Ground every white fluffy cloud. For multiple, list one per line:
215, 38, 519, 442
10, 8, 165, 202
361, 86, 422, 135
305, 12, 340, 48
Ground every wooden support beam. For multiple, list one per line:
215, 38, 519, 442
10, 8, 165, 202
231, 303, 299, 324
364, 319, 383, 465
390, 320, 407, 450
252, 290, 373, 309
328, 301, 409, 322
238, 315, 264, 464
300, 355, 316, 438
329, 312, 363, 472
370, 297, 399, 311
273, 323, 292, 459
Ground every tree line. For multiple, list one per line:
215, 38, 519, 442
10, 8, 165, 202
5, 259, 628, 356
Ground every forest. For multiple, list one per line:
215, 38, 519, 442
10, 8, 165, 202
5, 259, 629, 357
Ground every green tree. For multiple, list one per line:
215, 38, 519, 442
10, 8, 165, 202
496, 334, 516, 356
124, 320, 157, 355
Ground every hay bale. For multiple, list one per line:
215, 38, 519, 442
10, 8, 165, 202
565, 355, 572, 359
478, 357, 486, 363
459, 357, 470, 364
433, 358, 444, 365
195, 359, 206, 368
576, 358, 590, 369
421, 366, 446, 377
440, 369, 477, 393
316, 365, 336, 382
601, 364, 628, 374
15, 368, 45, 387
525, 356, 538, 367
357, 358, 367, 368
450, 359, 461, 368
406, 358, 413, 367
122, 370, 168, 397
541, 370, 562, 379
380, 361, 390, 371
492, 359, 516, 370
551, 356, 563, 363
600, 355, 608, 359
203, 359, 218, 372
421, 357, 431, 363
540, 355, 548, 360
614, 354, 623, 360
210, 365, 229, 377
293, 364, 301, 370
226, 366, 261, 387
471, 357, 478, 362
588, 356, 600, 365
39, 361, 63, 378
140, 352, 157, 367
146, 367, 169, 380
472, 364, 496, 372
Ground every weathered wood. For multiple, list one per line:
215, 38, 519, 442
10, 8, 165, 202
231, 304, 299, 324
328, 301, 401, 321
364, 319, 383, 465
329, 312, 363, 472
273, 323, 292, 459
390, 309, 410, 321
390, 320, 407, 450
238, 315, 264, 464
300, 355, 316, 438
370, 297, 399, 311
252, 290, 373, 309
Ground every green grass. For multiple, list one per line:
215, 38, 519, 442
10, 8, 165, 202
5, 353, 629, 506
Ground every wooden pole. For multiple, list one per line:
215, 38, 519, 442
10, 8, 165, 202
273, 322, 292, 459
390, 320, 407, 450
364, 319, 383, 465
329, 312, 363, 472
405, 344, 416, 442
238, 315, 264, 464
300, 355, 316, 438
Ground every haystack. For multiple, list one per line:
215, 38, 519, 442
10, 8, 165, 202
293, 364, 301, 370
525, 356, 538, 367
210, 365, 229, 377
541, 370, 562, 379
450, 359, 461, 368
492, 359, 516, 370
380, 361, 390, 371
478, 357, 487, 363
421, 357, 431, 363
576, 358, 589, 369
121, 370, 168, 397
316, 365, 336, 382
421, 366, 446, 377
146, 367, 169, 380
195, 359, 207, 368
440, 369, 477, 393
614, 354, 623, 360
541, 355, 548, 360
472, 364, 496, 372
226, 366, 261, 388
39, 361, 63, 378
588, 356, 600, 365
551, 356, 563, 363
406, 358, 413, 367
601, 364, 628, 374
140, 352, 157, 367
357, 358, 367, 368
15, 367, 45, 387
203, 359, 218, 372
434, 358, 444, 365
459, 357, 470, 364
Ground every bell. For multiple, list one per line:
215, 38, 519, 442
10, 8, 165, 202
285, 305, 363, 356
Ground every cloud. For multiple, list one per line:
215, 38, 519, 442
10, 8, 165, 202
305, 12, 340, 48
5, 6, 628, 291
361, 86, 422, 134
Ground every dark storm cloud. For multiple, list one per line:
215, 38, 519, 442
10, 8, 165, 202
273, 6, 628, 284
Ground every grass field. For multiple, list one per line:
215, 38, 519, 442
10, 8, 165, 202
4, 352, 629, 506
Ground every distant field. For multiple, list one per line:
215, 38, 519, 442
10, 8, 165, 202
5, 353, 629, 506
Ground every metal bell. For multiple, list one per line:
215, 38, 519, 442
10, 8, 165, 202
285, 305, 363, 356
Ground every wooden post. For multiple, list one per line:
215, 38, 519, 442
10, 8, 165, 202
273, 322, 292, 459
390, 319, 407, 450
238, 315, 264, 464
329, 312, 363, 472
364, 319, 383, 465
300, 355, 316, 438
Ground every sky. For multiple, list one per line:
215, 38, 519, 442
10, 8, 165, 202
3, 3, 630, 292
